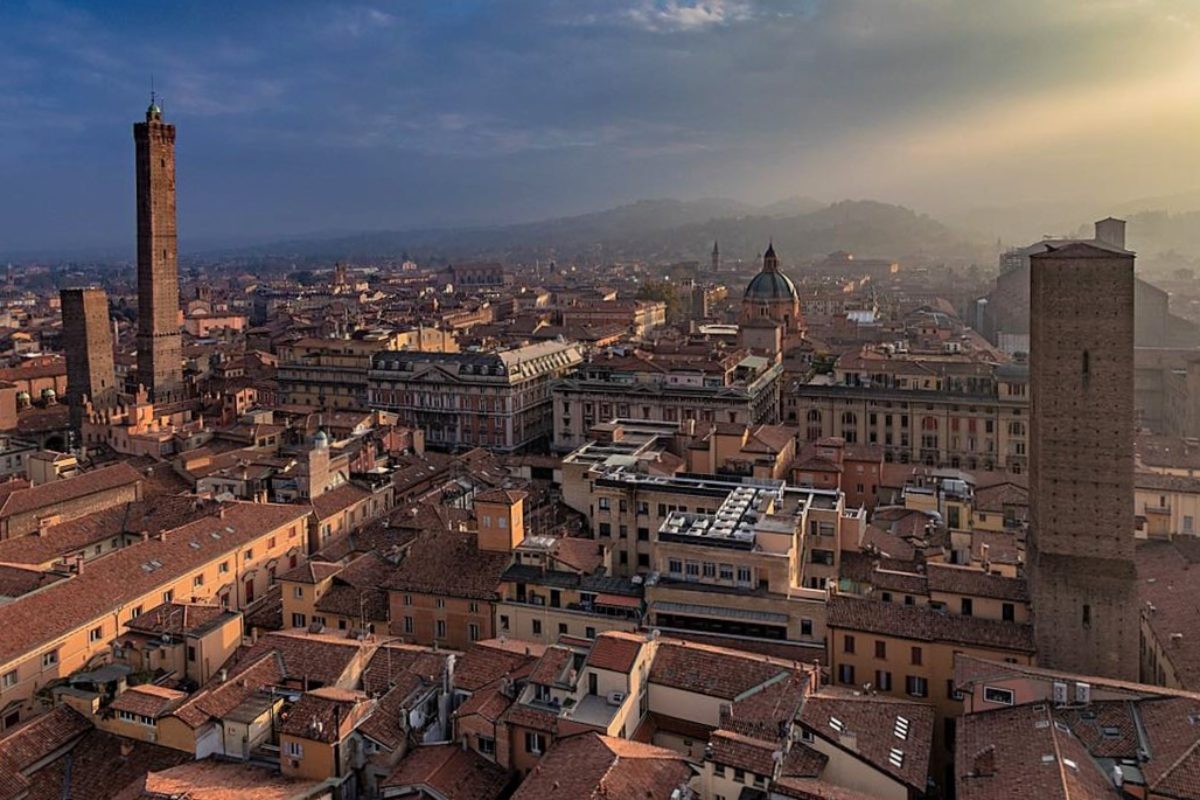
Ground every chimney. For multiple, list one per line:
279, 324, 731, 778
119, 739, 135, 758
1094, 218, 1126, 250
74, 554, 84, 574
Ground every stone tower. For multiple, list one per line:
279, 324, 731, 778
134, 98, 183, 402
1028, 231, 1137, 680
711, 240, 720, 274
60, 287, 117, 432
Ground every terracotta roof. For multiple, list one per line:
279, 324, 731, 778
475, 487, 528, 505
314, 551, 396, 621
0, 564, 64, 599
586, 632, 644, 673
123, 601, 236, 638
550, 536, 605, 574
23, 727, 190, 800
649, 640, 799, 700
109, 684, 188, 719
720, 670, 811, 742
279, 687, 369, 743
957, 703, 1120, 800
382, 743, 509, 800
383, 531, 510, 600
279, 560, 341, 584
171, 652, 284, 728
800, 691, 934, 791
926, 563, 1029, 602
529, 645, 574, 686
454, 681, 513, 724
708, 729, 779, 776
311, 482, 372, 521
511, 733, 692, 800
135, 760, 326, 800
0, 501, 310, 666
0, 706, 91, 794
1137, 538, 1200, 689
230, 630, 365, 689
0, 463, 142, 521
361, 643, 449, 696
827, 595, 1036, 653
453, 639, 544, 693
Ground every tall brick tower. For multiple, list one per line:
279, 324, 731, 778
60, 287, 117, 431
1028, 221, 1137, 680
134, 98, 183, 402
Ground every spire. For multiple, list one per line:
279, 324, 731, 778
147, 75, 162, 121
763, 239, 779, 272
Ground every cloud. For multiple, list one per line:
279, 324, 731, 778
622, 0, 753, 32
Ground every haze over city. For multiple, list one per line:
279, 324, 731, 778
4, 0, 1200, 255
3, 3, 1200, 799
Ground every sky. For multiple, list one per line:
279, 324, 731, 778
2, 0, 1200, 254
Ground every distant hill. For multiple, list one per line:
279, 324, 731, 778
199, 196, 990, 266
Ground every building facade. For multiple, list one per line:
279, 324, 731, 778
368, 340, 583, 452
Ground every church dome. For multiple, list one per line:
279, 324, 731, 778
744, 260, 798, 302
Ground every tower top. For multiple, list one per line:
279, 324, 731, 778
712, 240, 719, 256
147, 80, 163, 121
763, 239, 778, 271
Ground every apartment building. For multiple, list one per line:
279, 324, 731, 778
0, 501, 310, 729
559, 298, 667, 337
277, 329, 458, 411
790, 351, 1029, 472
0, 462, 143, 539
495, 534, 643, 644
552, 348, 783, 452
369, 340, 583, 452
826, 595, 1036, 779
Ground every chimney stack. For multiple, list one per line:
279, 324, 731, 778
1094, 218, 1126, 250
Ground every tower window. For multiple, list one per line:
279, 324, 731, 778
1082, 350, 1090, 377
1082, 604, 1091, 628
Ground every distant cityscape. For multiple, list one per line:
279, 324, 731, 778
0, 72, 1197, 800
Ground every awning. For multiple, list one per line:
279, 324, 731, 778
595, 593, 642, 609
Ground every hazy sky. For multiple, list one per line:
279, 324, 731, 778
3, 0, 1200, 253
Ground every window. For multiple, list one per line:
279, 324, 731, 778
404, 616, 414, 634
737, 566, 752, 584
874, 640, 887, 659
838, 664, 855, 685
187, 645, 197, 662
844, 635, 856, 654
637, 553, 650, 568
1082, 604, 1092, 628
586, 626, 596, 639
244, 548, 253, 561
162, 590, 174, 603
702, 562, 716, 579
984, 686, 1015, 706
403, 594, 413, 606
469, 623, 481, 642
558, 623, 568, 635
961, 598, 973, 617
293, 586, 304, 599
219, 561, 230, 574
719, 563, 734, 581
436, 620, 446, 638
668, 558, 683, 576
286, 741, 303, 758
130, 605, 143, 618
525, 732, 545, 755
637, 527, 649, 541
41, 650, 58, 668
733, 768, 746, 784
598, 522, 611, 537
192, 574, 204, 588
88, 626, 103, 643
947, 679, 964, 701
532, 619, 542, 635
875, 670, 893, 691
1002, 603, 1015, 622
478, 736, 496, 756
436, 598, 446, 609
906, 675, 928, 697
911, 646, 923, 666
598, 498, 610, 511
801, 618, 813, 637
292, 613, 307, 627
2, 670, 16, 689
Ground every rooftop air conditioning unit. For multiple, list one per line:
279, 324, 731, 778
607, 691, 626, 706
1075, 682, 1091, 705
1052, 682, 1068, 706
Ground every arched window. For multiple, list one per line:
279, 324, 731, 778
841, 412, 857, 427
807, 409, 822, 423
921, 416, 938, 432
